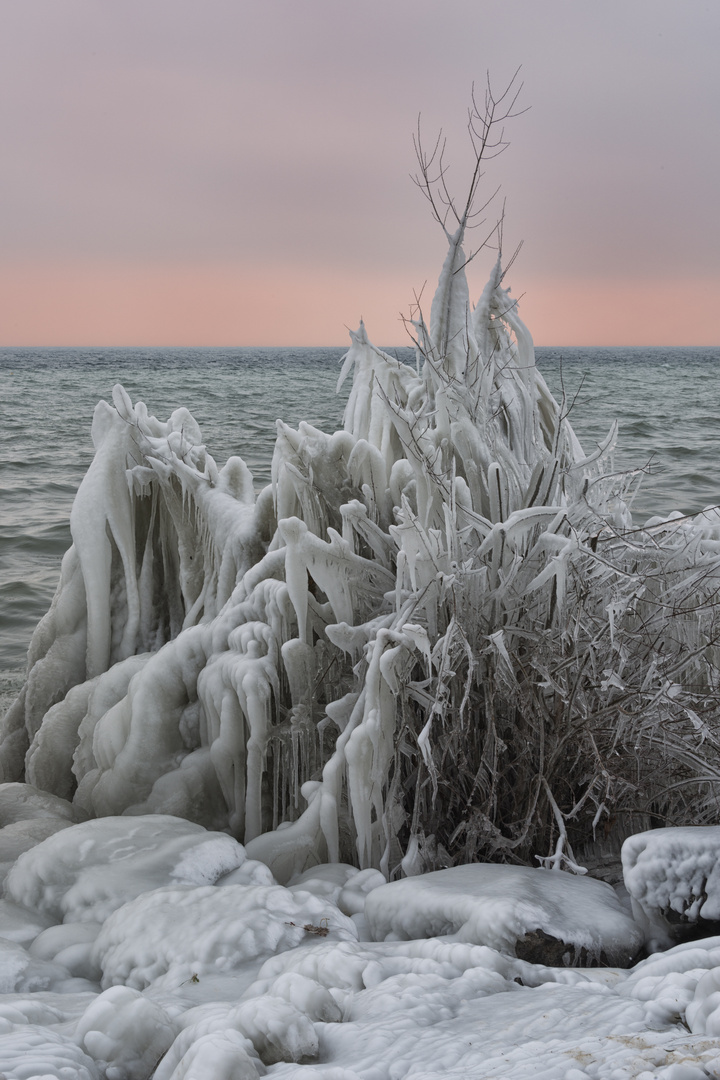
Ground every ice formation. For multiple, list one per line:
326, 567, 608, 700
3, 214, 720, 883
364, 863, 643, 965
0, 809, 719, 1078
4, 814, 247, 923
623, 827, 720, 950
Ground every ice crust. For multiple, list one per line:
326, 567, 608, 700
364, 863, 643, 964
623, 828, 720, 949
0, 805, 717, 1075
92, 881, 356, 990
4, 814, 246, 923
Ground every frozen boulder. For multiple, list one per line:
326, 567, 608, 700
338, 868, 386, 916
0, 782, 79, 884
30, 921, 103, 982
365, 864, 644, 967
92, 882, 357, 990
154, 1029, 261, 1080
0, 938, 73, 994
288, 862, 360, 905
0, 817, 75, 886
4, 814, 247, 923
686, 965, 720, 1035
240, 970, 342, 1024
76, 985, 177, 1080
0, 1028, 99, 1079
0, 898, 55, 947
623, 827, 720, 950
157, 995, 321, 1071
0, 782, 79, 826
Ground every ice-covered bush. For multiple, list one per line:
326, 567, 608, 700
3, 79, 720, 881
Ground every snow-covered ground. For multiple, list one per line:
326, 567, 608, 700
1, 802, 720, 1079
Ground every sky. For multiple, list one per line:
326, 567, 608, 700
0, 0, 718, 347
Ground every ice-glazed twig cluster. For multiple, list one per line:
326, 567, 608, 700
3, 228, 720, 883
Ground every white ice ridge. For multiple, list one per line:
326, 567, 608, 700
4, 228, 720, 881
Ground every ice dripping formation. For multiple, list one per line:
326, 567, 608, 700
4, 85, 720, 884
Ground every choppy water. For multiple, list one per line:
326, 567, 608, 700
1, 345, 719, 686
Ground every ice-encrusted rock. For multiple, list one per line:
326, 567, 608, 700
0, 898, 55, 947
155, 1029, 261, 1080
0, 1028, 100, 1079
623, 827, 720, 950
0, 938, 74, 994
157, 994, 322, 1071
0, 782, 80, 884
92, 882, 357, 990
76, 985, 177, 1080
4, 814, 247, 923
365, 864, 644, 966
0, 782, 79, 826
686, 965, 720, 1035
30, 921, 103, 982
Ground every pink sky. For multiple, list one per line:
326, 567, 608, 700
1, 1, 718, 347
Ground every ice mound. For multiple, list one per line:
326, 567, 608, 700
0, 938, 74, 994
155, 1029, 261, 1080
92, 881, 357, 990
29, 921, 103, 982
364, 864, 643, 966
0, 899, 54, 947
0, 782, 79, 826
623, 827, 720, 949
155, 994, 326, 1072
0, 782, 79, 884
686, 965, 720, 1035
4, 814, 246, 923
0, 1029, 99, 1080
76, 986, 177, 1080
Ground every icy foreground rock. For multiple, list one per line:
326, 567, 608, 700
364, 864, 643, 966
0, 810, 718, 1077
623, 827, 720, 951
5, 814, 246, 923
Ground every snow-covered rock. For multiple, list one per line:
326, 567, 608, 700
0, 782, 79, 827
0, 899, 55, 947
0, 1028, 100, 1079
29, 921, 103, 982
154, 1029, 261, 1080
0, 938, 75, 994
75, 985, 177, 1080
623, 827, 720, 950
365, 864, 644, 966
92, 881, 357, 991
4, 814, 247, 923
0, 782, 80, 884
